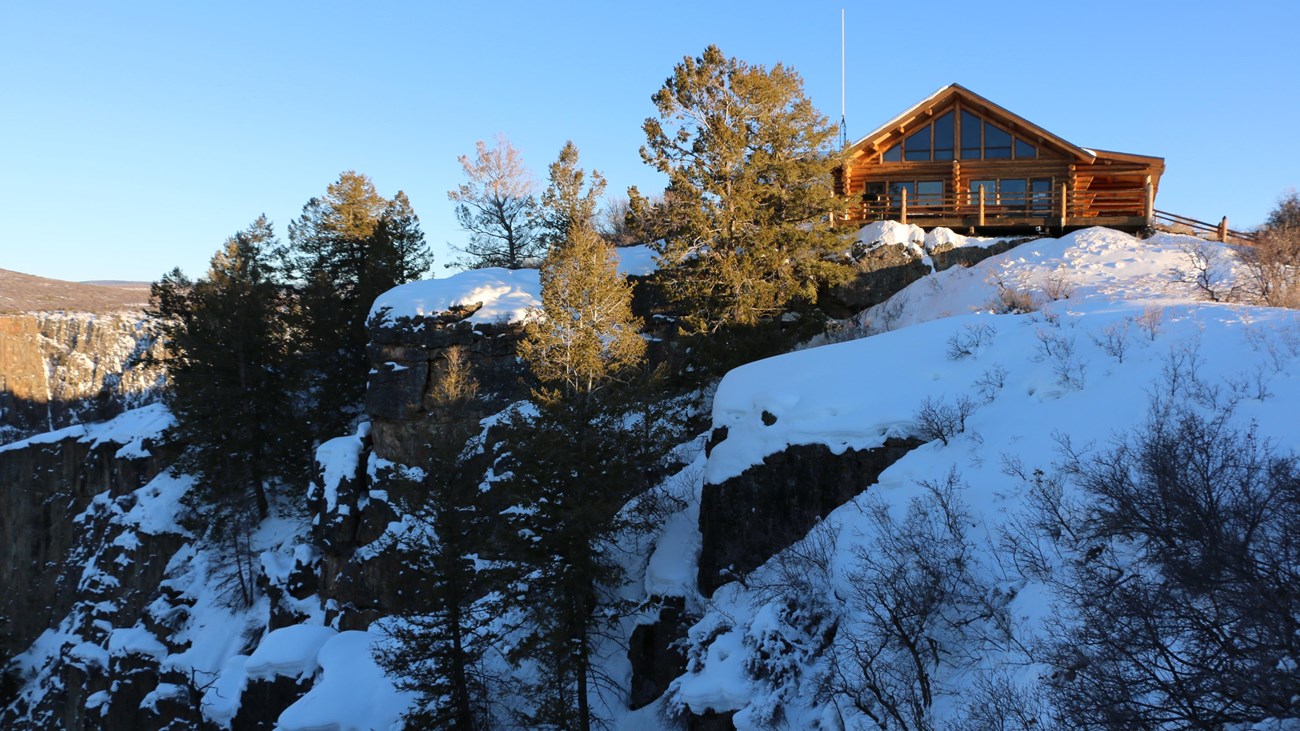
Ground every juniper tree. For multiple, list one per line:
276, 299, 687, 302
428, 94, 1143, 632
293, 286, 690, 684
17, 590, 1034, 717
281, 171, 431, 437
536, 141, 607, 252
638, 44, 850, 333
499, 224, 654, 730
150, 216, 308, 521
448, 134, 541, 269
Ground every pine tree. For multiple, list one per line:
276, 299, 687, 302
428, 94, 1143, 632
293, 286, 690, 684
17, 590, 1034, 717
517, 226, 644, 402
536, 141, 607, 252
150, 218, 311, 589
499, 223, 652, 730
281, 171, 431, 437
376, 349, 501, 730
639, 44, 850, 333
448, 134, 541, 269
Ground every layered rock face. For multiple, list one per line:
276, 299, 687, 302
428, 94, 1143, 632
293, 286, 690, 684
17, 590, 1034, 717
365, 311, 527, 467
0, 313, 163, 442
696, 436, 925, 597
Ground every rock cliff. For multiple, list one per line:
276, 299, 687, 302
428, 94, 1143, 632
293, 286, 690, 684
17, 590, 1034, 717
0, 312, 164, 442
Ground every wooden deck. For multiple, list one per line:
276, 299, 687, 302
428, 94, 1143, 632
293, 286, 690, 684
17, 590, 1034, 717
840, 186, 1153, 233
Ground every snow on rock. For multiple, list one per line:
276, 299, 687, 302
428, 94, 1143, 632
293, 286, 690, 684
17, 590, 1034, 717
369, 247, 658, 327
276, 630, 415, 731
314, 422, 370, 512
0, 401, 172, 457
369, 268, 541, 326
107, 626, 168, 660
201, 654, 250, 727
853, 221, 1008, 261
244, 625, 338, 682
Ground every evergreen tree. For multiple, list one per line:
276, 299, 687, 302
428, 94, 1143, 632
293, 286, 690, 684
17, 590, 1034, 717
149, 216, 309, 523
517, 225, 645, 402
639, 44, 849, 333
282, 171, 431, 437
448, 134, 541, 269
376, 349, 501, 730
499, 224, 651, 730
536, 141, 607, 252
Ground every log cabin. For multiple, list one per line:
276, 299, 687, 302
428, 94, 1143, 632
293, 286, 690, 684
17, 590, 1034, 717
835, 84, 1164, 234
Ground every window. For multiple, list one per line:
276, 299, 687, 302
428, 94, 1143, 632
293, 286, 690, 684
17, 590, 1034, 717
915, 180, 944, 207
961, 110, 982, 160
1030, 178, 1052, 211
904, 124, 932, 161
984, 122, 1012, 159
933, 112, 954, 161
864, 182, 886, 202
1015, 138, 1037, 159
999, 178, 1027, 207
882, 144, 901, 162
968, 179, 996, 205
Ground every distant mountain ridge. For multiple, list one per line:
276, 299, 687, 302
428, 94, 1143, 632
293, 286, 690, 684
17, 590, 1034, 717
0, 268, 151, 314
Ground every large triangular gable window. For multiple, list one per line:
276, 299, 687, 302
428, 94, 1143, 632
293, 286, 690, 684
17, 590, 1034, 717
882, 108, 1036, 162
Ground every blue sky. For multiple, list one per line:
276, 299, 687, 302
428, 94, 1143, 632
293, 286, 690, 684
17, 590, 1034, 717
2, 1, 1297, 282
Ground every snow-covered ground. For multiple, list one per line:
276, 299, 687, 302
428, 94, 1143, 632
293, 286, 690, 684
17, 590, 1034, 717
645, 226, 1300, 728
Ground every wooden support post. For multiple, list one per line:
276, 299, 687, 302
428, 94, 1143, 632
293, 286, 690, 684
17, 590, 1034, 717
1058, 182, 1068, 231
901, 187, 908, 224
1144, 176, 1154, 226
978, 185, 985, 227
1218, 216, 1228, 242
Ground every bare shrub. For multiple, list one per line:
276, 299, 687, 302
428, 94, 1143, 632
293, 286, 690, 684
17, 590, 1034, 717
1034, 328, 1085, 390
912, 395, 977, 446
945, 321, 997, 360
1135, 306, 1164, 341
825, 469, 1007, 731
1239, 224, 1300, 308
986, 273, 1039, 314
1037, 400, 1300, 729
1090, 320, 1131, 363
1170, 239, 1238, 302
1042, 271, 1075, 302
975, 364, 1009, 403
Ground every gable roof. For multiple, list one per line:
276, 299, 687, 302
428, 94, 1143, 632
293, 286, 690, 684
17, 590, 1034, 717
846, 83, 1098, 163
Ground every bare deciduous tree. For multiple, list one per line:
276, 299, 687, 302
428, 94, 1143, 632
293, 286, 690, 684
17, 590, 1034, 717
448, 134, 541, 269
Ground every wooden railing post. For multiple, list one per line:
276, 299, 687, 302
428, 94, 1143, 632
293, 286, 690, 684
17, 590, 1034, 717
901, 188, 908, 224
1144, 176, 1154, 226
1058, 182, 1068, 230
978, 185, 986, 227
1218, 216, 1228, 242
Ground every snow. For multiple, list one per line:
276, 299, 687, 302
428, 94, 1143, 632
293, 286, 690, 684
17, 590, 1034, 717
315, 422, 370, 512
244, 625, 338, 681
853, 220, 1009, 263
0, 401, 172, 457
368, 246, 658, 327
276, 630, 415, 731
107, 626, 168, 660
369, 267, 541, 326
615, 244, 659, 277
670, 226, 1300, 727
201, 654, 250, 727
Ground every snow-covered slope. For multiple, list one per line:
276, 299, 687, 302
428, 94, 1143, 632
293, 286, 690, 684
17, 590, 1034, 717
649, 227, 1300, 728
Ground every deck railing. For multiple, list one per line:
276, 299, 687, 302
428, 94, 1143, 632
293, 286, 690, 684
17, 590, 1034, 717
1152, 209, 1257, 244
847, 186, 1152, 226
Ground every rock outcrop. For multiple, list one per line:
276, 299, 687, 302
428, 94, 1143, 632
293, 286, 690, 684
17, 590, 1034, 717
366, 311, 527, 467
0, 312, 163, 442
696, 437, 924, 597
